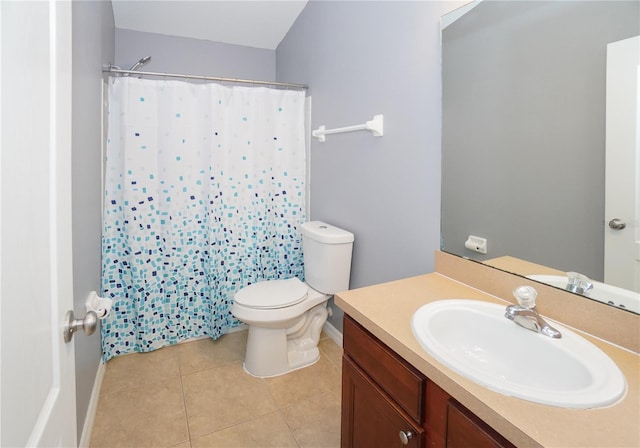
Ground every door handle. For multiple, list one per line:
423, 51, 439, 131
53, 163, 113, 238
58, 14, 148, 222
63, 310, 98, 343
608, 218, 627, 230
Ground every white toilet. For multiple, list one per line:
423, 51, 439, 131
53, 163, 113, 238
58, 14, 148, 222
232, 221, 354, 378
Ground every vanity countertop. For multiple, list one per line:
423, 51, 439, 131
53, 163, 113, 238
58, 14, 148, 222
335, 272, 640, 448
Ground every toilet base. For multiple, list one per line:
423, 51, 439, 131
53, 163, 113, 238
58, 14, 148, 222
243, 303, 328, 378
243, 352, 320, 378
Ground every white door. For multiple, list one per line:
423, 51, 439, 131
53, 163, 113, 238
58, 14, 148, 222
1, 1, 77, 446
604, 35, 640, 293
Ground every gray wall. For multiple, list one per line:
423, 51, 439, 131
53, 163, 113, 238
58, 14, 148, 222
441, 1, 639, 281
277, 1, 465, 331
71, 0, 114, 439
115, 29, 276, 80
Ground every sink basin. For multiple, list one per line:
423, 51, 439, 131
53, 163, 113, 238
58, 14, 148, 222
528, 275, 640, 314
411, 299, 627, 408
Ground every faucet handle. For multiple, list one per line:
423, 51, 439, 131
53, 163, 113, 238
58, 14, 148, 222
513, 286, 537, 309
566, 272, 593, 295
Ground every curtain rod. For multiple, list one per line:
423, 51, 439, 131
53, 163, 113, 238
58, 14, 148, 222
102, 67, 308, 90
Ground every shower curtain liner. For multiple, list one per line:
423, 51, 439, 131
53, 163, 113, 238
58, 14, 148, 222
101, 77, 307, 361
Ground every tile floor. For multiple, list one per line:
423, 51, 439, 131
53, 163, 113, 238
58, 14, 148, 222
90, 330, 343, 448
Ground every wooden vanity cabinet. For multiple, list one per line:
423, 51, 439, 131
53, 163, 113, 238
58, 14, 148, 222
341, 315, 514, 448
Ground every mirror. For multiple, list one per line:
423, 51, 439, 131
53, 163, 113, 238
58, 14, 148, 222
441, 0, 639, 313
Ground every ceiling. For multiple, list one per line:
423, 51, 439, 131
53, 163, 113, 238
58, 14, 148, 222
111, 1, 309, 50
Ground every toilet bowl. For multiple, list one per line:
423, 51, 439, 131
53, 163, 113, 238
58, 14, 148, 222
232, 278, 330, 377
232, 221, 354, 378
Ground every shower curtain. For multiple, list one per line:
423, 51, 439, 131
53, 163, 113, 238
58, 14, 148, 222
101, 77, 307, 361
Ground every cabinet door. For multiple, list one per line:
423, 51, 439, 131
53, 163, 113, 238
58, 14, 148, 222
446, 400, 515, 448
342, 356, 424, 448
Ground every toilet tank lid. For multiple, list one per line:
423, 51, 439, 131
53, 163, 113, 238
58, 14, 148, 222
300, 221, 354, 244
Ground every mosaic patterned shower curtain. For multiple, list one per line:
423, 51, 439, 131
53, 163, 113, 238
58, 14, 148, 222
101, 77, 306, 361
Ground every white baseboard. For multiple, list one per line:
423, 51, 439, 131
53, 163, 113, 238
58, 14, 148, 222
323, 320, 343, 347
174, 324, 249, 345
78, 359, 105, 448
226, 323, 248, 334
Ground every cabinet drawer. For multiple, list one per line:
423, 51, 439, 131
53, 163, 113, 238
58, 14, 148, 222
343, 315, 425, 422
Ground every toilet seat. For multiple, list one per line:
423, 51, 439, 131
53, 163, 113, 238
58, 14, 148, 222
234, 278, 308, 309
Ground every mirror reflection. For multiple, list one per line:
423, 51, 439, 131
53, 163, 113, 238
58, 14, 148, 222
441, 0, 639, 313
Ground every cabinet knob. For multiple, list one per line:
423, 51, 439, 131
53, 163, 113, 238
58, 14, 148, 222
399, 430, 413, 445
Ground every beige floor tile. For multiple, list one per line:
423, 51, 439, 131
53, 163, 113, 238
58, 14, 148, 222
318, 338, 343, 370
90, 377, 189, 448
182, 362, 278, 438
168, 442, 191, 448
93, 333, 344, 447
282, 393, 341, 448
177, 331, 247, 375
101, 345, 181, 395
264, 355, 342, 408
190, 411, 298, 448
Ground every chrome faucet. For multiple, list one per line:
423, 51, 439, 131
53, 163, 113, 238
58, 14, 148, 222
565, 272, 594, 295
505, 286, 561, 339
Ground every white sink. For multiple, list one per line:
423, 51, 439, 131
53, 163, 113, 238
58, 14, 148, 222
411, 299, 627, 408
528, 275, 640, 314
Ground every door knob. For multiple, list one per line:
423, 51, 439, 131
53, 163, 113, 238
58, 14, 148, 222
399, 430, 413, 445
63, 310, 98, 343
608, 218, 626, 230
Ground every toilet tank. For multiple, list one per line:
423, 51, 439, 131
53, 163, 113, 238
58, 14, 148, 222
300, 221, 354, 294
